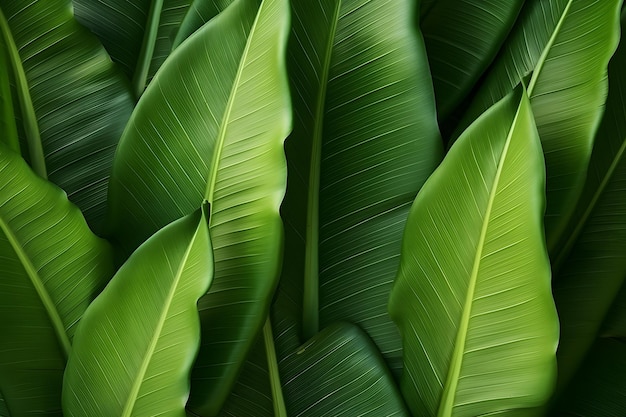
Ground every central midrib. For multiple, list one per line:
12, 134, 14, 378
132, 0, 164, 99
120, 223, 201, 417
437, 99, 522, 417
0, 212, 71, 358
301, 0, 342, 340
203, 0, 267, 207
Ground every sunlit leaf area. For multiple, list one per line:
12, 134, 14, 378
0, 0, 625, 415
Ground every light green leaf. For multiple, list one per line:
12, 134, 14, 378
0, 142, 114, 416
63, 207, 212, 417
280, 323, 408, 416
421, 0, 524, 120
457, 0, 621, 254
0, 0, 134, 231
552, 338, 626, 416
106, 0, 291, 413
551, 10, 626, 392
173, 0, 234, 48
389, 87, 558, 417
278, 0, 443, 377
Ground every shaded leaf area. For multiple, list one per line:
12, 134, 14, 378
106, 0, 291, 414
0, 37, 17, 152
552, 339, 626, 416
281, 323, 408, 416
0, 391, 7, 417
0, 142, 114, 417
73, 0, 235, 93
63, 208, 212, 417
277, 0, 443, 378
390, 88, 558, 417
0, 0, 134, 231
456, 0, 621, 254
601, 284, 626, 337
551, 10, 626, 392
421, 0, 524, 120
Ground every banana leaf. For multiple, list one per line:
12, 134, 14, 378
0, 142, 114, 416
421, 0, 524, 120
106, 0, 291, 413
455, 0, 621, 254
551, 9, 626, 393
389, 87, 558, 417
63, 207, 212, 417
277, 0, 443, 378
601, 284, 626, 338
73, 0, 234, 96
0, 0, 134, 231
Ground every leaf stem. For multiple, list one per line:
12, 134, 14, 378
132, 0, 164, 99
263, 317, 287, 417
0, 7, 46, 177
0, 37, 19, 153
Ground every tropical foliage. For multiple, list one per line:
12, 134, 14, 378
0, 0, 624, 415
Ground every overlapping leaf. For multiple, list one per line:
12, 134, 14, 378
421, 0, 524, 120
0, 142, 114, 416
389, 88, 558, 417
63, 208, 212, 417
551, 10, 626, 392
106, 0, 291, 413
0, 0, 134, 231
457, 0, 621, 253
277, 0, 443, 377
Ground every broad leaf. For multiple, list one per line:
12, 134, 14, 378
601, 284, 626, 337
0, 142, 114, 416
0, 37, 17, 152
280, 323, 408, 416
389, 87, 558, 417
552, 338, 626, 416
0, 0, 134, 231
106, 0, 291, 413
551, 10, 626, 391
63, 207, 212, 417
456, 0, 621, 254
421, 0, 524, 120
73, 0, 234, 96
278, 0, 443, 377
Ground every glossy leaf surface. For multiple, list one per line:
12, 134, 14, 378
63, 208, 212, 417
458, 0, 621, 253
0, 0, 134, 230
0, 142, 114, 416
106, 0, 291, 413
279, 0, 443, 376
421, 0, 524, 120
389, 88, 558, 417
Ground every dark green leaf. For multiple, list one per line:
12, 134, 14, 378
279, 0, 443, 377
0, 0, 134, 231
106, 0, 291, 413
389, 87, 558, 416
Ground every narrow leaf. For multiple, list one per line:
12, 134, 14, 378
107, 0, 291, 413
0, 0, 134, 231
63, 207, 212, 417
0, 142, 114, 416
389, 87, 558, 417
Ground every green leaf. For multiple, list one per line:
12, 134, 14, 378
0, 0, 134, 231
552, 338, 626, 416
73, 0, 234, 96
280, 323, 409, 416
279, 0, 443, 377
106, 0, 291, 413
551, 10, 626, 392
0, 142, 114, 416
63, 207, 212, 417
0, 391, 7, 417
457, 0, 621, 254
389, 87, 558, 417
420, 0, 524, 120
601, 284, 626, 338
